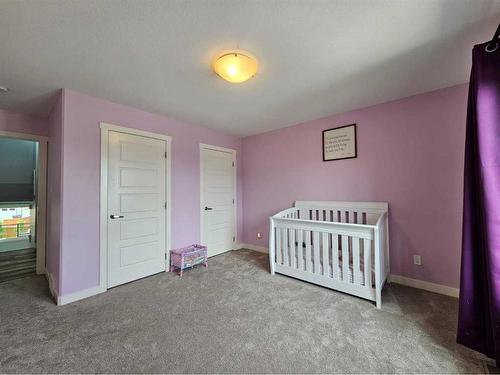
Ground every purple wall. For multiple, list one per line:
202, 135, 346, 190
2, 83, 468, 294
242, 84, 468, 288
46, 92, 64, 294
59, 89, 243, 295
0, 108, 48, 136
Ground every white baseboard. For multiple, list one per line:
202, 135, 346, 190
233, 249, 459, 298
45, 270, 105, 305
237, 243, 268, 254
57, 285, 106, 306
389, 274, 459, 298
45, 253, 457, 305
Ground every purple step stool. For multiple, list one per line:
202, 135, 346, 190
170, 244, 208, 277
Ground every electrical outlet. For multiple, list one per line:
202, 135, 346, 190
413, 255, 422, 266
257, 232, 262, 239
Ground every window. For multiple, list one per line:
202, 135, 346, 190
0, 206, 31, 240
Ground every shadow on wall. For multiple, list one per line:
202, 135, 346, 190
388, 220, 416, 280
0, 90, 60, 118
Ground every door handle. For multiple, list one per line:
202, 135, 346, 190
204, 207, 213, 211
110, 214, 125, 219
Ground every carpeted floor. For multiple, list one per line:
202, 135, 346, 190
0, 249, 492, 373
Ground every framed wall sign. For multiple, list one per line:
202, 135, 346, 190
322, 124, 357, 161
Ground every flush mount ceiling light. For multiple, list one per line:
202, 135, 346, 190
212, 50, 258, 83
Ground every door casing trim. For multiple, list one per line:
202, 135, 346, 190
199, 143, 237, 256
99, 122, 172, 292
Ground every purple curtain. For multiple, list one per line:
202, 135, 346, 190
458, 25, 500, 366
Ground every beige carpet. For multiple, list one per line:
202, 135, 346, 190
0, 249, 491, 373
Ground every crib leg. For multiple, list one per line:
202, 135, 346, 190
269, 252, 275, 275
376, 290, 382, 309
269, 218, 276, 275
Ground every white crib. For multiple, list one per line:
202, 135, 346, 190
269, 201, 390, 308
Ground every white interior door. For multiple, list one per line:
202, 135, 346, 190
107, 131, 166, 288
201, 146, 235, 257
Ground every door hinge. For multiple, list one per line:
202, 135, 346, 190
232, 199, 234, 204
232, 161, 234, 167
164, 151, 167, 159
233, 236, 235, 242
164, 202, 167, 209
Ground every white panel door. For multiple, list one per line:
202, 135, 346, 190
201, 147, 235, 257
107, 131, 166, 288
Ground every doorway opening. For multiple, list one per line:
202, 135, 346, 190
0, 133, 47, 283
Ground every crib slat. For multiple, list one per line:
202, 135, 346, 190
289, 228, 296, 269
305, 231, 312, 272
313, 231, 320, 274
353, 237, 361, 285
322, 232, 329, 277
297, 230, 304, 271
364, 238, 372, 287
282, 228, 288, 266
332, 234, 339, 279
276, 228, 282, 265
342, 235, 349, 282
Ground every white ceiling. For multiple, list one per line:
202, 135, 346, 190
0, 0, 499, 137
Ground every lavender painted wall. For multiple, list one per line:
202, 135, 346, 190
0, 108, 48, 136
46, 92, 64, 294
59, 89, 243, 296
1, 83, 468, 294
242, 84, 468, 288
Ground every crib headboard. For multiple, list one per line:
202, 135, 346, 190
294, 201, 388, 215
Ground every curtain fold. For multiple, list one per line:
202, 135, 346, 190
458, 27, 500, 366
